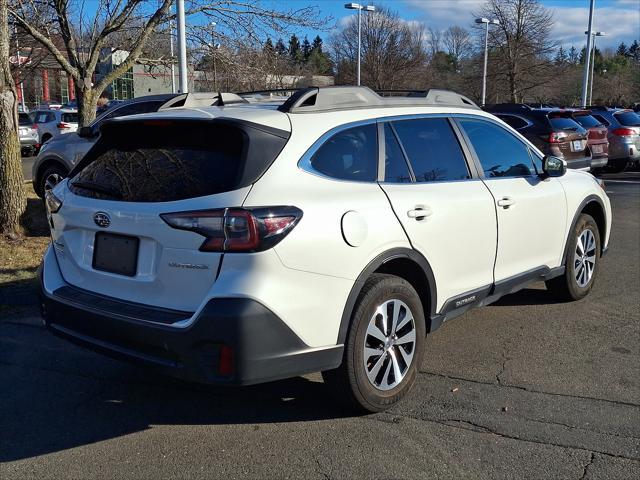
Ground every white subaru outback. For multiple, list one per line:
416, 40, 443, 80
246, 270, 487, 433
40, 87, 611, 412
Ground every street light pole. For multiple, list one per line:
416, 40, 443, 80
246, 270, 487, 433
581, 0, 596, 108
169, 16, 176, 94
345, 3, 375, 86
586, 31, 605, 105
13, 22, 26, 111
176, 0, 188, 93
475, 17, 500, 106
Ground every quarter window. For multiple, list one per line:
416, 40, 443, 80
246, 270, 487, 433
497, 114, 529, 130
383, 123, 412, 183
391, 118, 470, 182
459, 119, 536, 178
309, 124, 378, 182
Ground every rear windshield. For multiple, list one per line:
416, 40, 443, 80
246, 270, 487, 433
614, 111, 640, 126
69, 120, 288, 202
18, 113, 31, 126
62, 113, 79, 123
549, 116, 584, 132
573, 114, 603, 128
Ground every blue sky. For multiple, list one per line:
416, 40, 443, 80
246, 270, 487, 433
282, 0, 640, 50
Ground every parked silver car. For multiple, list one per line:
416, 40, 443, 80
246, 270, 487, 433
590, 107, 640, 172
32, 93, 219, 196
18, 112, 39, 156
31, 109, 79, 145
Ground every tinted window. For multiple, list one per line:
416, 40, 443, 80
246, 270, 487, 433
614, 111, 640, 126
392, 118, 469, 182
310, 124, 377, 181
18, 113, 31, 125
460, 119, 535, 177
592, 114, 610, 126
70, 121, 287, 202
573, 114, 603, 128
498, 115, 528, 130
61, 113, 78, 123
99, 101, 164, 124
383, 123, 412, 183
549, 116, 584, 132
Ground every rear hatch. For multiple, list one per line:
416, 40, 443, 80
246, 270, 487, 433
613, 110, 640, 150
546, 112, 589, 160
572, 111, 608, 157
59, 111, 79, 134
50, 117, 289, 312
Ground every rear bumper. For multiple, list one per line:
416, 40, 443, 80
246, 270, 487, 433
564, 155, 592, 171
590, 155, 608, 169
39, 248, 342, 386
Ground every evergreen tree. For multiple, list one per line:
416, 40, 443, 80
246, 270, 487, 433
630, 40, 640, 61
312, 35, 323, 53
263, 37, 274, 53
302, 36, 311, 61
616, 42, 628, 57
568, 46, 579, 64
554, 46, 567, 65
274, 38, 287, 56
288, 34, 303, 63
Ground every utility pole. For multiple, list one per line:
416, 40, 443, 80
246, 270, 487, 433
169, 16, 176, 94
581, 0, 596, 108
13, 22, 25, 111
176, 0, 188, 93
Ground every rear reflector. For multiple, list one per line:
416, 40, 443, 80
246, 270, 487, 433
160, 206, 303, 253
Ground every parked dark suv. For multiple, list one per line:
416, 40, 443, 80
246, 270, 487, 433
484, 104, 592, 171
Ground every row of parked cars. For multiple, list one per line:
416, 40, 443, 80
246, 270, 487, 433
484, 104, 640, 174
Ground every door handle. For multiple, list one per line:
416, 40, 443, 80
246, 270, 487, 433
407, 205, 433, 220
497, 197, 516, 208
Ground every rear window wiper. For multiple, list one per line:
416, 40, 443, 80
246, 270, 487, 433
71, 180, 123, 199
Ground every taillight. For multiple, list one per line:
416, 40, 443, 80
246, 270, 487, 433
160, 206, 303, 252
612, 128, 636, 136
57, 122, 70, 129
547, 131, 568, 143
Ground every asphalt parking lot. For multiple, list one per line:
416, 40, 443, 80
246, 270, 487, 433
1, 172, 638, 479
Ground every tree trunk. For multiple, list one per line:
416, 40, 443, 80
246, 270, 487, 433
0, 0, 26, 236
76, 87, 97, 127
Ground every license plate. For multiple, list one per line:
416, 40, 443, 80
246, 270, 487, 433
592, 144, 603, 154
571, 140, 583, 152
93, 232, 139, 277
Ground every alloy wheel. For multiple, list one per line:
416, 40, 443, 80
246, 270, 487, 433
363, 299, 416, 391
574, 228, 596, 288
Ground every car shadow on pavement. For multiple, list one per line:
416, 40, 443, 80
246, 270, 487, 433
491, 286, 564, 307
0, 345, 357, 462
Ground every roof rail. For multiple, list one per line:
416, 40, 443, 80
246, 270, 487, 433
238, 88, 303, 97
276, 86, 479, 113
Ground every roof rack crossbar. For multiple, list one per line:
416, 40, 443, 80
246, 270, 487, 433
275, 86, 479, 113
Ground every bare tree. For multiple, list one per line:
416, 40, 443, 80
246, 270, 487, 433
475, 0, 557, 102
0, 0, 25, 236
9, 1, 325, 126
443, 26, 473, 67
331, 7, 426, 89
426, 27, 442, 58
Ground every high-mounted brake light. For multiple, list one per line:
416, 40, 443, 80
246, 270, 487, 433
160, 206, 303, 253
547, 131, 568, 143
612, 128, 636, 137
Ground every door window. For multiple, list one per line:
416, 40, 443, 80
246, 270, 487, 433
459, 119, 536, 178
383, 123, 412, 183
309, 124, 378, 182
591, 114, 610, 126
391, 118, 470, 182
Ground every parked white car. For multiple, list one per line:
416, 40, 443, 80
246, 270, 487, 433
31, 108, 78, 145
40, 87, 611, 412
18, 112, 39, 156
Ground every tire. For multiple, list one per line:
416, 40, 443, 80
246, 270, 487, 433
37, 164, 68, 198
545, 213, 601, 301
322, 274, 426, 413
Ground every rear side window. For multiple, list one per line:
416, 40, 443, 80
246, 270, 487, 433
549, 116, 584, 132
573, 115, 603, 128
614, 111, 640, 126
61, 113, 78, 123
34, 112, 49, 123
383, 123, 412, 183
592, 114, 610, 126
309, 124, 377, 182
98, 101, 164, 124
18, 113, 31, 125
391, 118, 470, 182
70, 120, 288, 202
498, 115, 529, 130
460, 119, 535, 178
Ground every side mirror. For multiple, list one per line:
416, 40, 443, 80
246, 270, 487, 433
77, 126, 96, 138
541, 156, 566, 178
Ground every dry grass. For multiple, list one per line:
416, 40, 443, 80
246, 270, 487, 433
0, 186, 50, 316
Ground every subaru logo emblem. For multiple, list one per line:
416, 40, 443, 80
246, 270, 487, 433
94, 212, 111, 228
